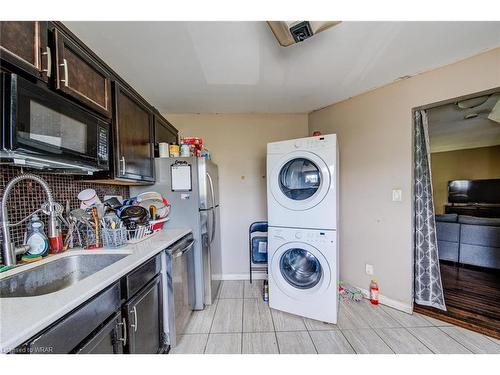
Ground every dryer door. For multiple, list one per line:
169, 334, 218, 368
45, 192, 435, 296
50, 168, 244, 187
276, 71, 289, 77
270, 241, 331, 299
270, 151, 332, 211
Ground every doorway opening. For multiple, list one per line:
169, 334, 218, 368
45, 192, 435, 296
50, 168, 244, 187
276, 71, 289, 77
413, 88, 500, 339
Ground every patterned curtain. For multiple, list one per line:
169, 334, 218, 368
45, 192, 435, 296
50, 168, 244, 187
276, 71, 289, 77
414, 110, 446, 311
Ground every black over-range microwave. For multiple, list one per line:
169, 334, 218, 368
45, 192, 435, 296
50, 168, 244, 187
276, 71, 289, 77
1, 73, 109, 173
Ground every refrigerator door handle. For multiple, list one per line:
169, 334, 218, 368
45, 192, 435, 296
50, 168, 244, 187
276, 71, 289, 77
210, 208, 216, 245
206, 172, 216, 245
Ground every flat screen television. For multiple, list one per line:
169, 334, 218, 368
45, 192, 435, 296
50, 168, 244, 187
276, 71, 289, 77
448, 179, 500, 204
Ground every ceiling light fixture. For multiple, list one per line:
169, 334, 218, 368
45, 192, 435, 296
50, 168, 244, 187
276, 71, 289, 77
267, 21, 341, 47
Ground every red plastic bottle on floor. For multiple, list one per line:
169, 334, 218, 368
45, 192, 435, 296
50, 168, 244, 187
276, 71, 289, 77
369, 279, 379, 305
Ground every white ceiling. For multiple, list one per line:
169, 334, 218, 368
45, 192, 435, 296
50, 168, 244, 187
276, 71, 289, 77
64, 21, 500, 113
428, 93, 500, 153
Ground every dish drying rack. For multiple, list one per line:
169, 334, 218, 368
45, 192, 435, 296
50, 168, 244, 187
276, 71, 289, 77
127, 217, 170, 244
80, 217, 170, 248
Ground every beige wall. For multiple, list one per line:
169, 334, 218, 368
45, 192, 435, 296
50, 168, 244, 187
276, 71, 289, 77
431, 145, 500, 215
308, 48, 500, 308
165, 113, 309, 277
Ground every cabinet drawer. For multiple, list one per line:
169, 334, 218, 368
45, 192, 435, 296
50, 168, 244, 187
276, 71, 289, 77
53, 28, 112, 118
21, 282, 121, 354
122, 255, 161, 300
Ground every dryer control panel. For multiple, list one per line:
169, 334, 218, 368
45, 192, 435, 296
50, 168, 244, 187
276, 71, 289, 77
267, 134, 337, 154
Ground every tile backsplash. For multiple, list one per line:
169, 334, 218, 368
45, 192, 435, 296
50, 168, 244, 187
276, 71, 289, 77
0, 165, 129, 263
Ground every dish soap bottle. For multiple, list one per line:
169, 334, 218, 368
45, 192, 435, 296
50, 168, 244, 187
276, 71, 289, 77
25, 214, 49, 258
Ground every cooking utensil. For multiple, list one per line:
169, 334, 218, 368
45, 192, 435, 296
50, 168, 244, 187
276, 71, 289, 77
119, 206, 149, 230
91, 207, 101, 249
103, 197, 123, 210
70, 208, 93, 229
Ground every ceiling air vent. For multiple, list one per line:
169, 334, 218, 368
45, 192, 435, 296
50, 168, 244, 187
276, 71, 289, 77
267, 21, 341, 47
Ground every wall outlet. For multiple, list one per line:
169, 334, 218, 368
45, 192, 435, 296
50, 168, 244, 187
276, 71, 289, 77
392, 189, 402, 202
365, 264, 374, 275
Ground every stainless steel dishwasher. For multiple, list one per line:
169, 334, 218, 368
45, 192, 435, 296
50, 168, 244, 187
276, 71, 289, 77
161, 233, 195, 348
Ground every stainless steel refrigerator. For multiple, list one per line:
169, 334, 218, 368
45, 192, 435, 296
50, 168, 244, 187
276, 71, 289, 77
131, 157, 222, 310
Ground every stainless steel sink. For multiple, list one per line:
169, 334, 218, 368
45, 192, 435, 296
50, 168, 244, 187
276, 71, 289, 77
0, 254, 128, 298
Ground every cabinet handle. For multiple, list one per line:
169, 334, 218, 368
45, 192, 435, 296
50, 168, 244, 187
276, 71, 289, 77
60, 58, 69, 87
131, 306, 138, 332
41, 46, 52, 78
120, 156, 126, 175
118, 317, 127, 347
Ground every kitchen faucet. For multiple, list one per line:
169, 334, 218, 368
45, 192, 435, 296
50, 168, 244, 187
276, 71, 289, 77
1, 173, 60, 266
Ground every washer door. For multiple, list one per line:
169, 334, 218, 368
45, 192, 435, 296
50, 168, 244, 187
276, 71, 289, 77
271, 151, 331, 211
280, 248, 322, 289
271, 241, 331, 299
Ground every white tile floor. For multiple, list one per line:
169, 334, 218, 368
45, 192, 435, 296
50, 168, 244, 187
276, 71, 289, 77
170, 280, 500, 354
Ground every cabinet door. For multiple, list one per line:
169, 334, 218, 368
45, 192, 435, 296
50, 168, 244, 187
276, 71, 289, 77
113, 83, 155, 182
154, 114, 178, 157
75, 312, 124, 354
155, 115, 178, 145
53, 28, 112, 118
0, 21, 50, 81
123, 275, 163, 354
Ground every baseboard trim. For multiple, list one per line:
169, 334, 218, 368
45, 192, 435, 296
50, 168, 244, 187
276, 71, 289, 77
217, 272, 267, 281
356, 286, 412, 313
217, 277, 412, 313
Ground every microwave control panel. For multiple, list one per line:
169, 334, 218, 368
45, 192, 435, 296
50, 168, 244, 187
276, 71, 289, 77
97, 126, 109, 166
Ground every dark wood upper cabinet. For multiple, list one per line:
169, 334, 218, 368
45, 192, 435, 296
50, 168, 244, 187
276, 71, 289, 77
0, 21, 50, 82
53, 28, 112, 118
113, 83, 155, 182
154, 115, 178, 144
1, 21, 177, 184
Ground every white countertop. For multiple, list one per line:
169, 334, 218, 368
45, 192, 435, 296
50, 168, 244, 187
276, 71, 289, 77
0, 228, 191, 353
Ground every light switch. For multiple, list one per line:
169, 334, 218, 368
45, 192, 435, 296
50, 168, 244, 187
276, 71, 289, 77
365, 264, 374, 275
392, 189, 402, 202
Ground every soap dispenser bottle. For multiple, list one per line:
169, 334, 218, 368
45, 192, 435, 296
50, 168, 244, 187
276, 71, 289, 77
25, 214, 49, 258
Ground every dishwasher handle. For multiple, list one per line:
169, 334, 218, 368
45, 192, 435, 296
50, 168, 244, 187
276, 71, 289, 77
167, 238, 195, 258
171, 239, 195, 258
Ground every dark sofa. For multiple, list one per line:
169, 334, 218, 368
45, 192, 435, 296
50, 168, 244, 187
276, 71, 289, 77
435, 214, 500, 270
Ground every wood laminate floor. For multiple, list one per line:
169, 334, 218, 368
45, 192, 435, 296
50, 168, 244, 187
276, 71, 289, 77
415, 263, 500, 340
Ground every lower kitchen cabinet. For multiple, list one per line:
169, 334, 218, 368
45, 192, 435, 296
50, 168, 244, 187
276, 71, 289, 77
17, 282, 122, 354
123, 275, 163, 354
74, 312, 125, 354
14, 256, 164, 354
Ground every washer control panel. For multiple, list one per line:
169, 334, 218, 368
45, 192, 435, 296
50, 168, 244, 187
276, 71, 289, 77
271, 227, 335, 244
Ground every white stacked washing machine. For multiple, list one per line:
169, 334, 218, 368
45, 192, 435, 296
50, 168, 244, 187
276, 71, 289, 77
267, 134, 339, 324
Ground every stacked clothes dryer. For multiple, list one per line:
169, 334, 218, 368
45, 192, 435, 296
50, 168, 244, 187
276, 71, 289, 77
266, 134, 339, 323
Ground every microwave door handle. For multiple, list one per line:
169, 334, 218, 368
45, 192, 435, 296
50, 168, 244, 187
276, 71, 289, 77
60, 58, 69, 87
